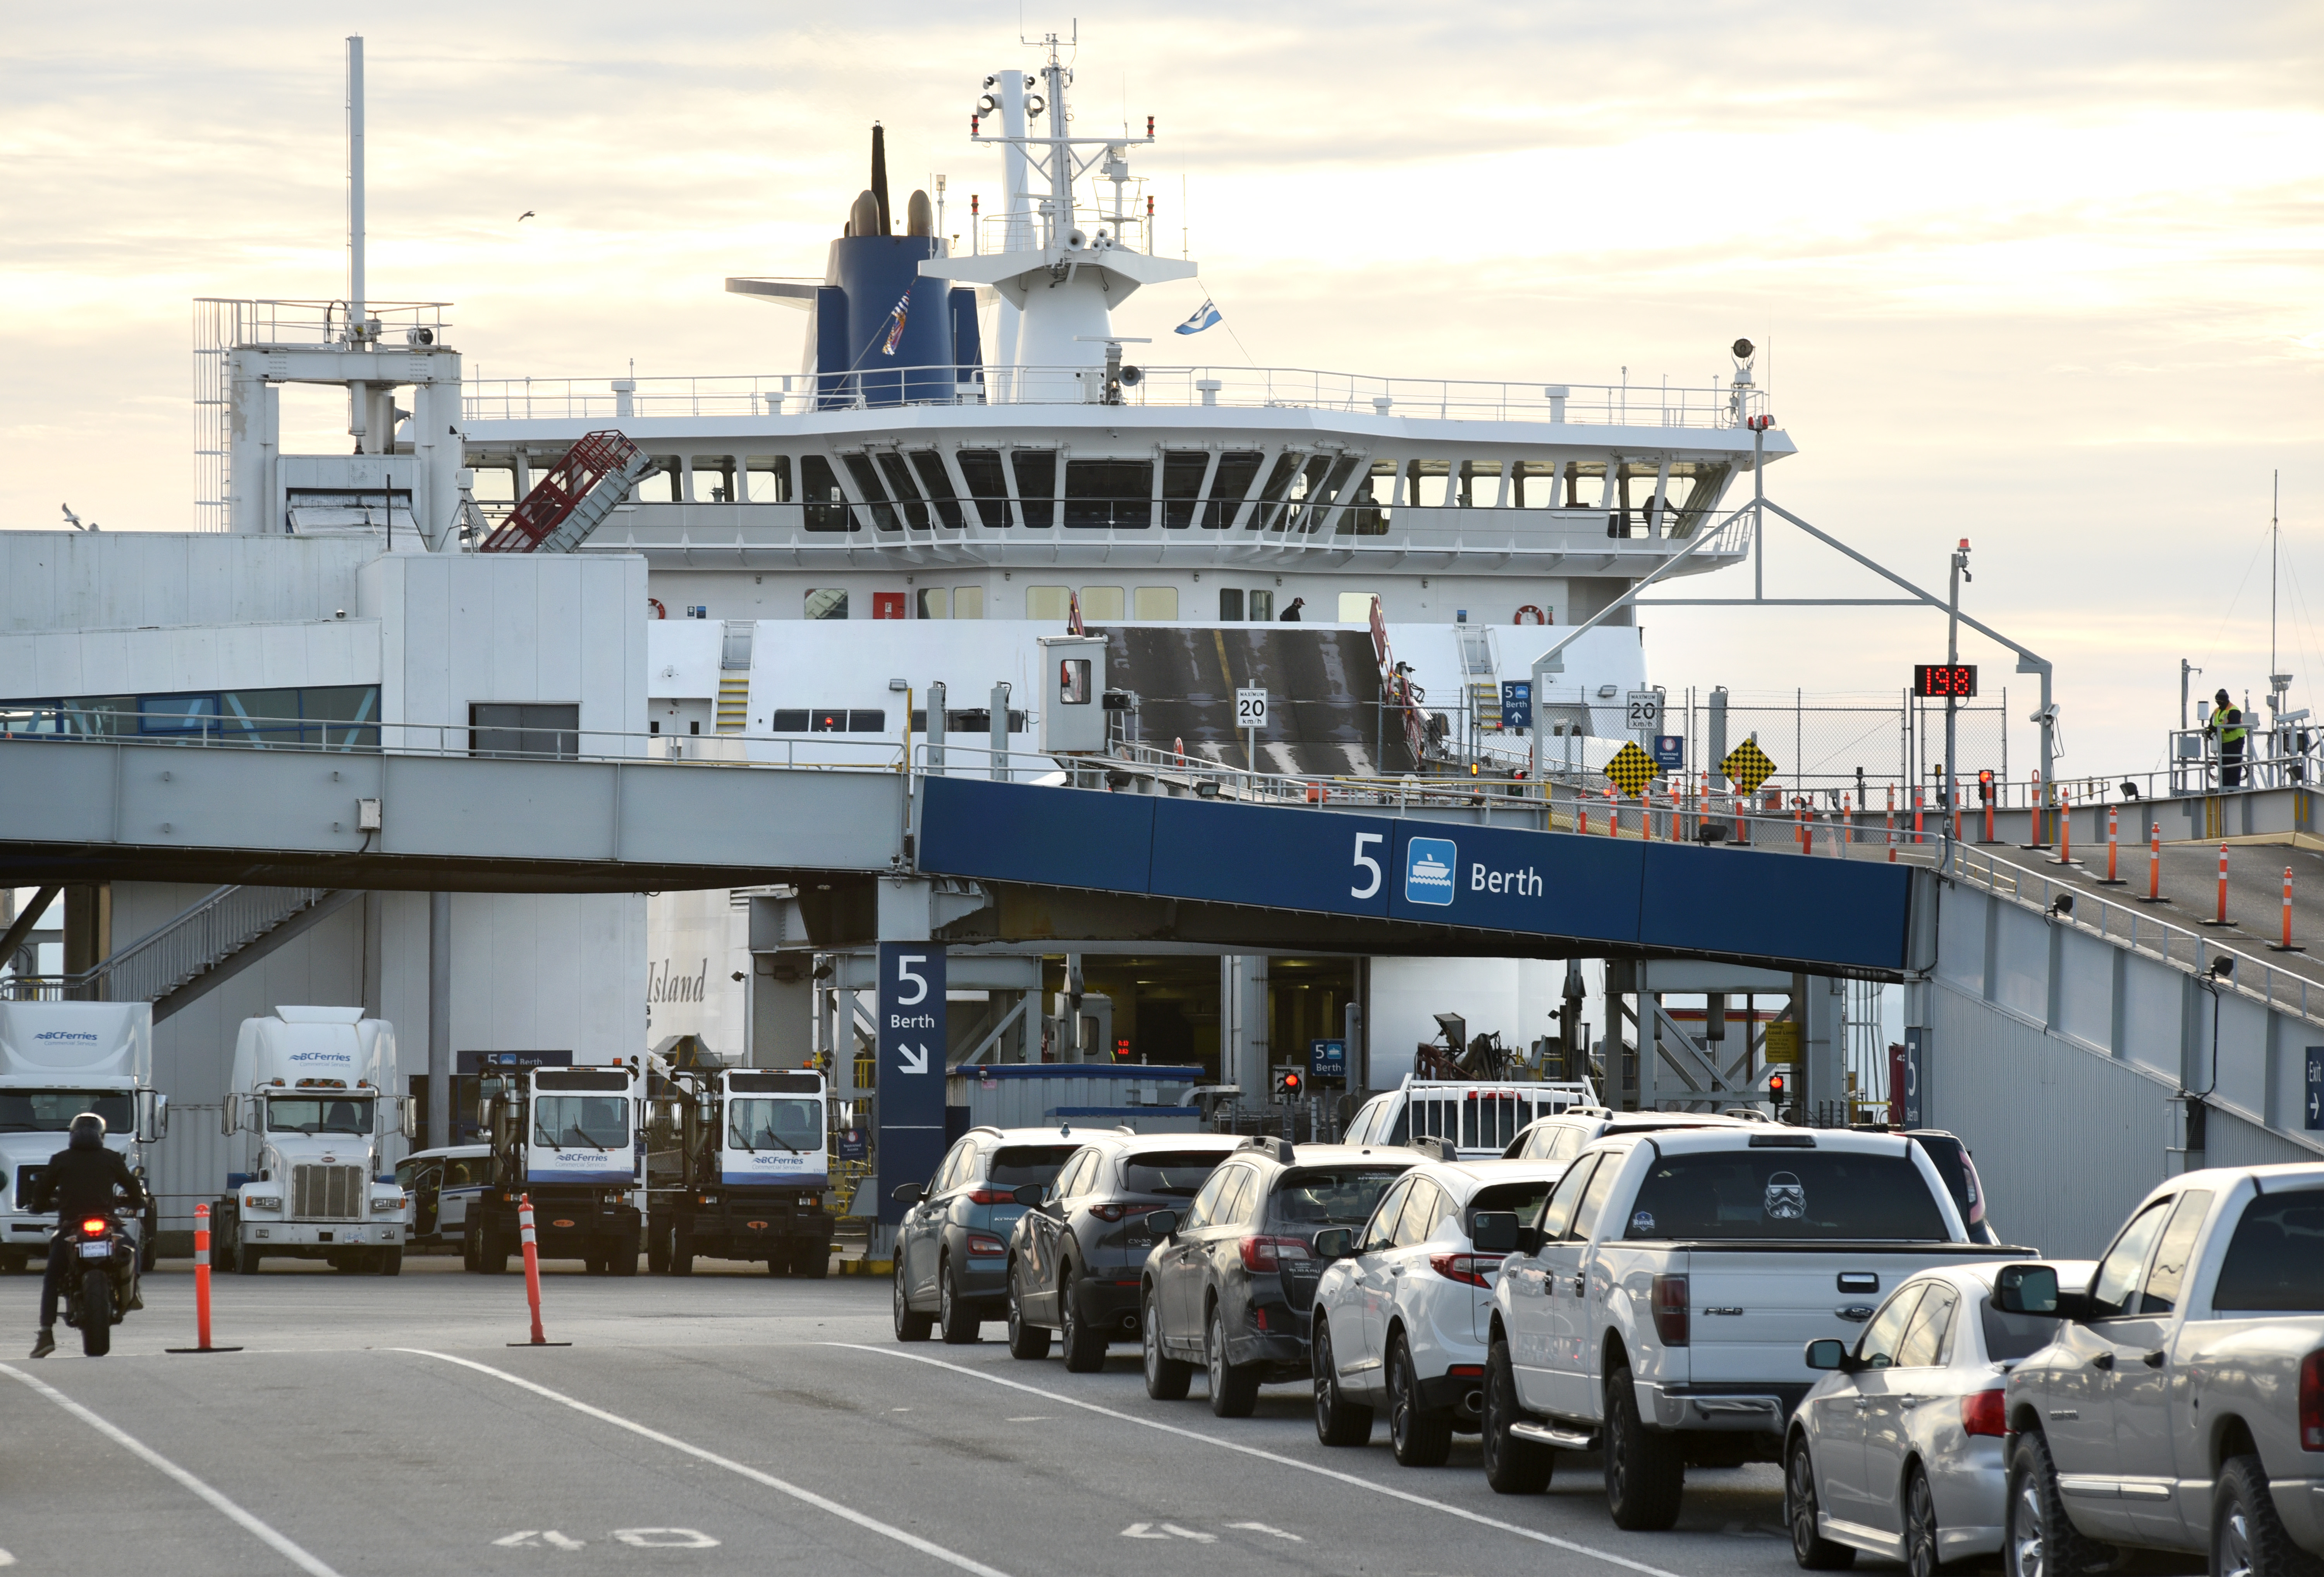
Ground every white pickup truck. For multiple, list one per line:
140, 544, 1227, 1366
1475, 1126, 2028, 1529
1994, 1163, 2324, 1577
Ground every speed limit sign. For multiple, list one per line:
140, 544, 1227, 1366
1625, 690, 1663, 731
1236, 688, 1269, 729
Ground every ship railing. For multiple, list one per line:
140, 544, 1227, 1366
197, 297, 452, 350
462, 366, 1768, 430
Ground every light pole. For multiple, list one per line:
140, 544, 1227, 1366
1946, 539, 1970, 833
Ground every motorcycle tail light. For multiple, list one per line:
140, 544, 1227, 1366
2300, 1350, 2323, 1451
1651, 1274, 1689, 1347
1962, 1388, 2008, 1438
80, 1218, 108, 1236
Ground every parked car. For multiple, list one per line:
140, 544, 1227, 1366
892, 1125, 1088, 1344
1005, 1132, 1244, 1369
392, 1143, 494, 1248
1477, 1126, 2031, 1530
1994, 1164, 2324, 1577
1309, 1157, 1569, 1462
1504, 1109, 1751, 1163
1343, 1076, 1597, 1161
1141, 1138, 1419, 1417
1782, 1258, 2092, 1572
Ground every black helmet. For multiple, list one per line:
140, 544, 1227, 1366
68, 1111, 105, 1148
2217, 688, 2231, 705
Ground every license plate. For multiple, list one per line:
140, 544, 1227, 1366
77, 1240, 110, 1259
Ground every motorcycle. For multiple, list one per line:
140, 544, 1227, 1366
60, 1211, 140, 1357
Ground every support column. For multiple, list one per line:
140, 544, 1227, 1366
750, 954, 815, 1069
1800, 972, 1845, 1125
427, 892, 450, 1150
1605, 958, 1637, 1110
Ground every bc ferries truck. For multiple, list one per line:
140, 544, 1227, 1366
0, 1002, 163, 1271
214, 1007, 412, 1274
470, 1056, 645, 1274
648, 1063, 832, 1277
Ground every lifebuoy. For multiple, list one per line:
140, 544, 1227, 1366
1514, 604, 1549, 625
647, 597, 667, 619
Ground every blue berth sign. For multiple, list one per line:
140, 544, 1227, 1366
1405, 837, 1457, 906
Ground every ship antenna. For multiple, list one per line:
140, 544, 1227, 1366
870, 122, 891, 235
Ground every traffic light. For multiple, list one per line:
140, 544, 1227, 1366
1977, 769, 1995, 804
1767, 1071, 1788, 1105
1274, 1069, 1304, 1100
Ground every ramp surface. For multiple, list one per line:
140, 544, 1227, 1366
1104, 626, 1415, 777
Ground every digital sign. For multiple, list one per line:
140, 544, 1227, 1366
1913, 664, 1978, 698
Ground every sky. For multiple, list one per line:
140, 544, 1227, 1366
2, 1, 2319, 783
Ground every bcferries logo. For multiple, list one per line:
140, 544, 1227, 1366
1405, 838, 1457, 906
34, 1030, 98, 1043
287, 1051, 351, 1063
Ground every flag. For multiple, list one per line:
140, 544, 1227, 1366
1173, 298, 1222, 336
880, 289, 912, 355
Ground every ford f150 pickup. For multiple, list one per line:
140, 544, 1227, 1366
1475, 1126, 2032, 1530
1995, 1163, 2324, 1577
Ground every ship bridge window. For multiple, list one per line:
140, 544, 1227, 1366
805, 589, 849, 620
1133, 587, 1179, 620
908, 452, 965, 528
875, 452, 930, 528
1337, 460, 1396, 535
1025, 586, 1070, 621
1065, 460, 1153, 528
744, 455, 792, 503
1663, 459, 1733, 536
1562, 459, 1605, 510
800, 456, 853, 531
954, 450, 1009, 526
1460, 459, 1507, 508
638, 457, 682, 504
1205, 451, 1265, 529
1249, 452, 1305, 530
690, 456, 736, 504
1511, 461, 1562, 509
1161, 452, 1210, 528
1406, 459, 1451, 509
1609, 461, 1675, 538
1296, 454, 1365, 531
1011, 451, 1058, 528
469, 465, 517, 506
844, 455, 901, 531
1079, 586, 1126, 620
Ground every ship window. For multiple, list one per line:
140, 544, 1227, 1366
1665, 459, 1733, 536
1566, 459, 1606, 509
955, 450, 1010, 526
1511, 460, 1559, 509
1079, 586, 1125, 620
690, 455, 737, 504
1011, 451, 1058, 527
1133, 587, 1178, 621
770, 710, 810, 731
953, 586, 984, 619
1301, 455, 1364, 530
639, 457, 682, 504
799, 455, 853, 531
1337, 593, 1378, 623
916, 588, 949, 619
1248, 589, 1274, 621
1337, 461, 1394, 535
1458, 458, 1503, 508
1206, 450, 1264, 528
1161, 452, 1210, 528
1406, 459, 1451, 509
1025, 585, 1070, 621
1064, 460, 1153, 529
1218, 588, 1245, 621
875, 452, 929, 528
848, 710, 886, 733
469, 703, 580, 760
908, 452, 964, 528
844, 454, 901, 531
1250, 452, 1304, 530
744, 455, 792, 503
805, 589, 849, 620
469, 465, 517, 505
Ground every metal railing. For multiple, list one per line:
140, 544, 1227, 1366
1, 885, 328, 1004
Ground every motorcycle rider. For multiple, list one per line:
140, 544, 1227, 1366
29, 1111, 148, 1359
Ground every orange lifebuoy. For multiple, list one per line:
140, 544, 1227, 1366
647, 597, 667, 619
1514, 604, 1549, 625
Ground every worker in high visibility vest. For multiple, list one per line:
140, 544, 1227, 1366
2207, 687, 2248, 788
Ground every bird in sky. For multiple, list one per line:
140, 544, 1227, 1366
517, 210, 536, 222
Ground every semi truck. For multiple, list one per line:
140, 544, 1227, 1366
646, 1063, 832, 1277
213, 1006, 412, 1274
469, 1056, 644, 1274
0, 1002, 163, 1273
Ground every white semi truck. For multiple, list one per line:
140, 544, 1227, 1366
0, 1002, 163, 1272
213, 1007, 413, 1274
469, 1056, 645, 1274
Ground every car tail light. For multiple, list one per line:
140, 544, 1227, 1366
966, 1234, 1007, 1257
1238, 1235, 1312, 1272
1962, 1388, 2008, 1438
1429, 1252, 1503, 1287
1445, 1364, 1483, 1379
966, 1187, 1022, 1206
1089, 1201, 1139, 1222
80, 1218, 108, 1236
2300, 1351, 2323, 1451
1651, 1274, 1689, 1347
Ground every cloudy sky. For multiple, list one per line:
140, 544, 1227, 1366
3, 2, 2319, 780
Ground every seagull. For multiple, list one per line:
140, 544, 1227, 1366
517, 210, 536, 222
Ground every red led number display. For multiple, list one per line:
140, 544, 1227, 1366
1912, 664, 1978, 698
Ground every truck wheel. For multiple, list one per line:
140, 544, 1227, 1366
2212, 1456, 2316, 1577
1312, 1317, 1374, 1446
938, 1255, 980, 1345
646, 1220, 670, 1274
1143, 1289, 1192, 1400
892, 1257, 933, 1342
793, 1241, 831, 1279
1481, 1338, 1551, 1492
376, 1247, 403, 1276
329, 1250, 361, 1273
1388, 1330, 1454, 1465
461, 1230, 480, 1273
480, 1227, 510, 1274
1005, 1274, 1051, 1360
79, 1269, 112, 1357
1604, 1365, 1684, 1530
233, 1222, 260, 1275
2007, 1431, 2109, 1577
1205, 1303, 1260, 1418
1059, 1268, 1108, 1373
611, 1228, 639, 1276
1787, 1433, 1857, 1569
670, 1227, 695, 1276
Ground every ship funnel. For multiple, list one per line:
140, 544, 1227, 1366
906, 189, 933, 237
870, 122, 891, 234
848, 189, 881, 238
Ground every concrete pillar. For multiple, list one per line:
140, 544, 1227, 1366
427, 892, 450, 1150
1604, 958, 1636, 1110
750, 955, 815, 1069
413, 358, 464, 553
1800, 972, 1845, 1124
227, 350, 273, 535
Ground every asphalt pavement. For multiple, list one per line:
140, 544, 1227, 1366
0, 1255, 1820, 1577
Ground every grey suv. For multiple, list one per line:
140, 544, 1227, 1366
893, 1126, 1083, 1344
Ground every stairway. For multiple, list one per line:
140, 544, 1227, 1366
717, 621, 754, 733
478, 429, 653, 554
0, 886, 357, 1021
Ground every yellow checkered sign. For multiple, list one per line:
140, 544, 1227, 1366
1604, 741, 1658, 797
1722, 738, 1777, 795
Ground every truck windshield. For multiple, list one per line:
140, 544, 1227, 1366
1624, 1151, 1949, 1241
266, 1097, 373, 1135
729, 1097, 820, 1154
533, 1095, 629, 1152
0, 1091, 134, 1132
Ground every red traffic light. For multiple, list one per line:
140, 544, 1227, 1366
1767, 1073, 1787, 1099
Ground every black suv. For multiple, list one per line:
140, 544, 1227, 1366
1140, 1138, 1416, 1417
1005, 1132, 1243, 1370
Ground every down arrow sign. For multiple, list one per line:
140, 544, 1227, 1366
898, 1044, 930, 1075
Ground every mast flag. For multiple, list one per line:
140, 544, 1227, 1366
1174, 298, 1222, 335
879, 288, 912, 355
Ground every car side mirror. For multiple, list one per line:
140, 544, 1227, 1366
1313, 1227, 1355, 1260
1995, 1263, 2059, 1315
135, 1089, 163, 1144
1012, 1184, 1045, 1207
221, 1093, 239, 1137
1805, 1338, 1851, 1372
1470, 1211, 1521, 1253
1143, 1209, 1179, 1238
400, 1100, 418, 1142
891, 1183, 926, 1204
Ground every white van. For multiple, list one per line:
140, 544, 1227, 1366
392, 1144, 494, 1247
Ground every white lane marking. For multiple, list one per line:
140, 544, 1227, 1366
614, 1529, 720, 1548
1227, 1521, 1304, 1541
1121, 1524, 1170, 1539
1005, 1415, 1052, 1422
397, 1350, 1012, 1577
0, 1548, 15, 1567
493, 1531, 584, 1549
1160, 1524, 1216, 1542
0, 1362, 344, 1577
828, 1345, 1688, 1577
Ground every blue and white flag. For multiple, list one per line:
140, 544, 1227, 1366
1173, 298, 1222, 335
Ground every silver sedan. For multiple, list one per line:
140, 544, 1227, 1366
1783, 1261, 2092, 1576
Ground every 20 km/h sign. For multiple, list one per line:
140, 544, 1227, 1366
1235, 689, 1269, 729
877, 942, 946, 1225
1625, 690, 1663, 733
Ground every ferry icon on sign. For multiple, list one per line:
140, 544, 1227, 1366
1406, 838, 1458, 906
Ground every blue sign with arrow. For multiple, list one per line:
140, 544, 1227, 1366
1309, 1038, 1347, 1083
2307, 1046, 2323, 1132
1501, 680, 1532, 731
877, 941, 947, 1224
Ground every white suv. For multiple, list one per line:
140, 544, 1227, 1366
1308, 1157, 1570, 1464
1503, 1108, 1755, 1163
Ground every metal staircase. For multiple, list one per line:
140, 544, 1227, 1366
0, 886, 357, 1021
479, 429, 653, 554
717, 621, 754, 733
